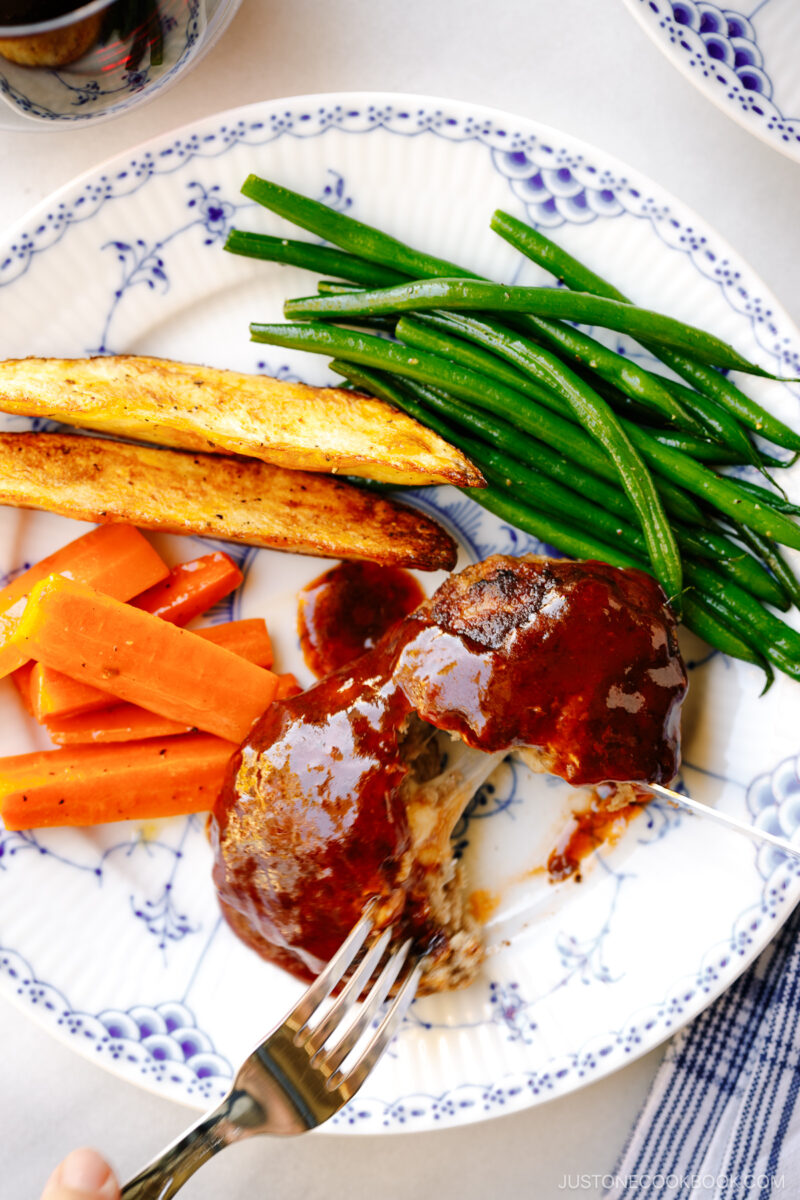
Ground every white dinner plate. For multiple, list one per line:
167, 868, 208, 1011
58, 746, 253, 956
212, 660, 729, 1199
1, 93, 799, 1134
623, 0, 800, 163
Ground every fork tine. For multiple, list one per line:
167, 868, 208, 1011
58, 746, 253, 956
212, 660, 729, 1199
315, 937, 413, 1075
285, 902, 375, 1031
120, 922, 425, 1192
329, 956, 424, 1095
300, 928, 392, 1054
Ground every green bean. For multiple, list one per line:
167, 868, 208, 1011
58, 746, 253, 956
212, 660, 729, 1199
440, 391, 705, 524
465, 487, 768, 673
284, 278, 781, 377
260, 316, 683, 601
224, 230, 407, 288
627, 436, 800, 549
645, 422, 783, 469
732, 525, 800, 610
395, 314, 574, 420
310, 231, 767, 468
309, 233, 779, 474
477, 449, 781, 605
403, 313, 767, 467
684, 561, 800, 679
238, 180, 793, 677
331, 291, 713, 443
471, 452, 633, 546
393, 314, 706, 524
318, 279, 369, 294
489, 215, 621, 299
725, 477, 800, 516
407, 384, 783, 605
238, 178, 798, 442
570, 364, 762, 456
676, 527, 788, 608
661, 355, 800, 454
377, 386, 647, 548
680, 595, 771, 679
241, 175, 467, 281
653, 373, 778, 467
251, 321, 672, 502
337, 360, 649, 519
334, 361, 784, 609
337, 363, 774, 673
398, 319, 743, 467
646, 430, 759, 464
491, 208, 800, 452
480, 463, 640, 550
506, 314, 704, 431
388, 310, 800, 549
463, 484, 644, 570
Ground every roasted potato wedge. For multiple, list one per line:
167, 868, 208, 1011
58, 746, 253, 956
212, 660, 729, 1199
0, 432, 458, 571
0, 356, 484, 488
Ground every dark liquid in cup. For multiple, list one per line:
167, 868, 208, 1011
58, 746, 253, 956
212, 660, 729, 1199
0, 1, 91, 24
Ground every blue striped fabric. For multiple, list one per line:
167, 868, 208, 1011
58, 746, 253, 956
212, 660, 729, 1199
606, 905, 800, 1198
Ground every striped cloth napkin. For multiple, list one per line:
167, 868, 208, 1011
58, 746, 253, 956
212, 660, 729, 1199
606, 903, 800, 1198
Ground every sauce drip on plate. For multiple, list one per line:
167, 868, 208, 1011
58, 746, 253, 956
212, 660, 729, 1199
298, 560, 425, 677
547, 789, 645, 882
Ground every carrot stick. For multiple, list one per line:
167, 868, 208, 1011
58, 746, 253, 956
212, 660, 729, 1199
31, 618, 274, 721
131, 552, 243, 623
31, 662, 111, 722
46, 705, 193, 745
13, 576, 278, 743
10, 662, 36, 716
41, 622, 276, 741
0, 525, 168, 680
0, 734, 235, 829
191, 618, 273, 668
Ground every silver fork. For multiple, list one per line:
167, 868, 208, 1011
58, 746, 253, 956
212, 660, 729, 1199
644, 782, 800, 862
121, 908, 423, 1199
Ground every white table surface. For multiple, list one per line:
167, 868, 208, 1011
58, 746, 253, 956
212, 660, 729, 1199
2, 1, 799, 1195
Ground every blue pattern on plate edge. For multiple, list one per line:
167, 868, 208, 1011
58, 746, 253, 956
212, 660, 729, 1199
1, 100, 799, 376
0, 946, 232, 1102
634, 0, 800, 149
0, 98, 799, 1127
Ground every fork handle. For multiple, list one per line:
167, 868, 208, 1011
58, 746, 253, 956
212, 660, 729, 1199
120, 1110, 226, 1199
120, 1089, 262, 1200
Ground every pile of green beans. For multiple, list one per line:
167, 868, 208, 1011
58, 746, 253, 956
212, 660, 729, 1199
225, 177, 800, 685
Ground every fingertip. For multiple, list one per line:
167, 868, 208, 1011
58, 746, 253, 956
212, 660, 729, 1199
43, 1147, 119, 1199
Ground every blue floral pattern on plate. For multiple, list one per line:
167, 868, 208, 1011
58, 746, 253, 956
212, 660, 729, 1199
0, 94, 798, 1133
624, 0, 800, 162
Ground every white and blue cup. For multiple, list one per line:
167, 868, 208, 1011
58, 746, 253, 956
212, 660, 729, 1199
0, 0, 241, 127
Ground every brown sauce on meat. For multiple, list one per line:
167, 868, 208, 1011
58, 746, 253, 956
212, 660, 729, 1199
547, 791, 644, 882
212, 556, 687, 988
298, 561, 426, 678
395, 558, 686, 786
211, 638, 422, 980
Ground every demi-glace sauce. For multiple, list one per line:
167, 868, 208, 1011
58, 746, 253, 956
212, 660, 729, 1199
394, 558, 686, 785
298, 560, 425, 677
212, 556, 687, 986
547, 791, 645, 882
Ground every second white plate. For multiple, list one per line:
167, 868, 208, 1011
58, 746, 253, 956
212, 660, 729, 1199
624, 0, 800, 163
